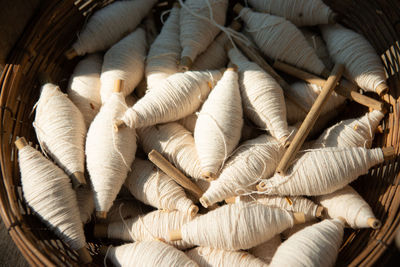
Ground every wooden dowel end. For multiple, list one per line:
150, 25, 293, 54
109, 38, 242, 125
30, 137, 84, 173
96, 211, 107, 220
233, 3, 244, 14
201, 171, 217, 181
226, 64, 238, 72
376, 83, 389, 96
15, 137, 28, 150
316, 206, 324, 218
93, 224, 108, 238
367, 217, 382, 229
114, 119, 127, 132
70, 172, 87, 189
225, 196, 236, 204
77, 247, 92, 264
179, 56, 193, 72
230, 19, 242, 31
382, 146, 395, 160
168, 230, 182, 241
65, 48, 78, 60
189, 205, 199, 218
293, 212, 306, 224
199, 196, 210, 208
114, 79, 124, 93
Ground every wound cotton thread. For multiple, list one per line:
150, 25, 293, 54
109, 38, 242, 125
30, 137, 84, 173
187, 246, 268, 267
69, 0, 157, 57
34, 83, 87, 188
120, 70, 223, 129
248, 234, 281, 264
67, 53, 102, 128
125, 158, 198, 217
281, 219, 318, 240
200, 134, 285, 207
146, 4, 181, 89
258, 147, 385, 196
104, 198, 150, 224
228, 48, 290, 142
100, 27, 147, 102
270, 219, 345, 267
248, 0, 335, 26
301, 28, 334, 70
194, 68, 243, 179
321, 24, 388, 95
75, 187, 94, 224
314, 185, 381, 229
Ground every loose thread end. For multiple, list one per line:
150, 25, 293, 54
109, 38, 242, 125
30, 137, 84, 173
96, 211, 108, 220
382, 146, 395, 160
189, 204, 199, 218
367, 217, 382, 229
93, 224, 108, 238
233, 3, 244, 14
179, 56, 192, 72
77, 247, 92, 264
316, 206, 325, 219
199, 196, 210, 208
376, 83, 389, 96
293, 212, 306, 224
65, 48, 78, 60
168, 229, 182, 241
70, 172, 87, 189
15, 137, 28, 150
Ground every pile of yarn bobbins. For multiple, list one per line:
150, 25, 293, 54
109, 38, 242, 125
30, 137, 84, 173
14, 0, 396, 266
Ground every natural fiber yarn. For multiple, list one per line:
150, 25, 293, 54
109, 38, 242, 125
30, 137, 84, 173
34, 83, 86, 183
186, 246, 267, 267
200, 134, 285, 207
248, 0, 335, 26
313, 110, 384, 149
138, 122, 203, 180
86, 92, 137, 214
107, 210, 195, 249
17, 144, 86, 251
71, 0, 157, 56
281, 220, 318, 239
248, 235, 281, 264
179, 0, 228, 64
315, 185, 380, 229
100, 27, 147, 102
239, 7, 327, 75
194, 68, 243, 179
301, 28, 334, 70
321, 24, 387, 94
75, 187, 94, 224
105, 198, 149, 224
125, 158, 198, 217
258, 147, 385, 196
177, 202, 295, 250
67, 53, 102, 127
270, 219, 344, 267
146, 5, 181, 89
228, 48, 290, 141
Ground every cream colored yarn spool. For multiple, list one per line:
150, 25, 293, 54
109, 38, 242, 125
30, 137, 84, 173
67, 53, 102, 128
248, 0, 335, 26
315, 185, 381, 229
105, 241, 198, 267
321, 24, 387, 94
70, 0, 157, 57
270, 218, 344, 267
313, 110, 384, 149
100, 28, 147, 102
86, 90, 137, 216
125, 158, 198, 217
194, 68, 243, 179
228, 48, 290, 142
200, 134, 285, 207
179, 0, 228, 67
104, 198, 149, 224
75, 187, 94, 224
105, 210, 195, 250
138, 122, 203, 180
34, 83, 87, 188
186, 246, 267, 267
120, 70, 222, 129
238, 7, 327, 75
301, 28, 334, 70
248, 234, 281, 264
146, 4, 181, 89
171, 202, 298, 250
258, 147, 385, 196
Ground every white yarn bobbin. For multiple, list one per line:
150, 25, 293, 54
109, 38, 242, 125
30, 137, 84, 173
315, 185, 381, 229
67, 53, 102, 128
66, 0, 157, 58
100, 27, 147, 103
125, 158, 198, 217
228, 47, 290, 142
34, 83, 87, 188
270, 218, 345, 267
75, 186, 94, 224
194, 67, 243, 179
248, 234, 281, 264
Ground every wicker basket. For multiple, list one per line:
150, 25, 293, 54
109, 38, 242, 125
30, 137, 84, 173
0, 0, 400, 265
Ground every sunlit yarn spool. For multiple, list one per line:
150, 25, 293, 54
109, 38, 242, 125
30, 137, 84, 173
67, 53, 102, 128
125, 158, 198, 216
301, 28, 334, 70
315, 185, 381, 229
34, 83, 87, 188
194, 68, 243, 179
67, 0, 157, 58
169, 202, 304, 250
146, 4, 181, 89
228, 47, 290, 142
270, 218, 345, 267
187, 246, 267, 266
248, 235, 281, 264
100, 27, 147, 102
86, 81, 137, 217
312, 110, 384, 149
119, 70, 223, 129
321, 24, 388, 95
248, 0, 335, 26
179, 0, 228, 69
237, 6, 327, 76
15, 138, 91, 263
200, 134, 285, 207
257, 147, 385, 196
75, 187, 94, 224
104, 198, 150, 224
104, 241, 198, 267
